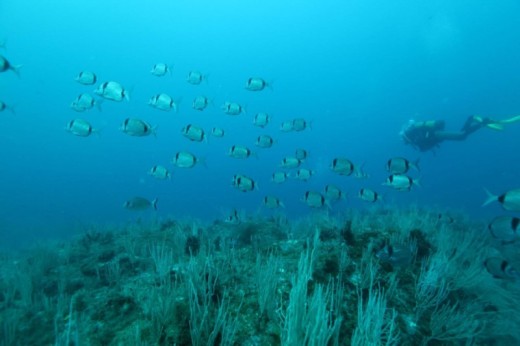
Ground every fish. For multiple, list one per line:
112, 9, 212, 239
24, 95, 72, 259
232, 174, 257, 192
488, 216, 520, 243
75, 71, 97, 85
292, 118, 310, 132
280, 156, 302, 169
150, 63, 171, 77
120, 118, 156, 137
66, 119, 98, 137
182, 124, 206, 142
148, 165, 171, 180
0, 100, 15, 114
70, 93, 101, 112
253, 112, 270, 128
293, 168, 315, 181
358, 188, 383, 202
124, 197, 158, 211
302, 191, 329, 208
271, 171, 289, 184
94, 81, 129, 101
172, 151, 202, 168
483, 188, 520, 211
263, 196, 285, 208
148, 93, 178, 112
228, 145, 255, 159
386, 157, 420, 174
484, 257, 520, 280
192, 96, 210, 111
224, 209, 241, 224
383, 174, 420, 191
280, 118, 311, 132
245, 77, 270, 91
280, 120, 294, 132
375, 243, 415, 267
211, 127, 225, 138
330, 158, 356, 176
222, 102, 245, 116
255, 135, 275, 148
0, 55, 21, 77
187, 70, 207, 85
324, 185, 344, 201
294, 149, 308, 160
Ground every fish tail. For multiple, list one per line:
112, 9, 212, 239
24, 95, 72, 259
413, 158, 421, 172
11, 64, 22, 78
482, 188, 498, 207
152, 198, 158, 211
413, 177, 422, 188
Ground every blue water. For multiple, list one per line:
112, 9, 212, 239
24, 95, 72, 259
1, 0, 520, 247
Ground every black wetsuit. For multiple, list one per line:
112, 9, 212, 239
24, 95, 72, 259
403, 116, 484, 152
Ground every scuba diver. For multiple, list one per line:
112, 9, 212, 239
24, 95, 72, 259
400, 115, 520, 152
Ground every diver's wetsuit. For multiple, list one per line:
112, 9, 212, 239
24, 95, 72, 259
402, 116, 484, 151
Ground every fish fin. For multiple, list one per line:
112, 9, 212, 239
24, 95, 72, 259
151, 198, 158, 211
485, 123, 504, 131
413, 158, 421, 172
11, 64, 22, 78
482, 188, 498, 207
267, 79, 274, 91
413, 177, 421, 188
96, 99, 104, 112
7, 103, 16, 115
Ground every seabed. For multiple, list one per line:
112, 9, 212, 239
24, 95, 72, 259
0, 206, 518, 345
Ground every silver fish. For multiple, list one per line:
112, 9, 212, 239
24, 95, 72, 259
376, 243, 415, 267
294, 148, 308, 160
70, 93, 101, 112
245, 77, 270, 91
292, 118, 310, 132
75, 71, 96, 85
358, 188, 383, 202
228, 145, 255, 159
256, 135, 274, 148
294, 168, 314, 181
232, 174, 257, 192
263, 196, 285, 208
221, 102, 245, 116
148, 93, 177, 112
271, 171, 289, 184
187, 70, 206, 85
172, 151, 201, 168
324, 185, 344, 201
302, 191, 329, 208
280, 120, 294, 132
383, 174, 420, 191
148, 165, 171, 180
331, 158, 355, 176
151, 63, 171, 77
121, 118, 156, 137
484, 257, 520, 281
182, 124, 206, 142
94, 81, 129, 102
483, 188, 520, 211
224, 209, 241, 224
280, 156, 302, 168
211, 127, 225, 137
192, 96, 210, 111
386, 157, 420, 174
0, 55, 21, 77
253, 112, 270, 127
488, 216, 520, 243
124, 197, 158, 211
66, 119, 97, 137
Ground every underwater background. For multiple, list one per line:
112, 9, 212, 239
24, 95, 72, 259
1, 0, 519, 247
2, 1, 520, 345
